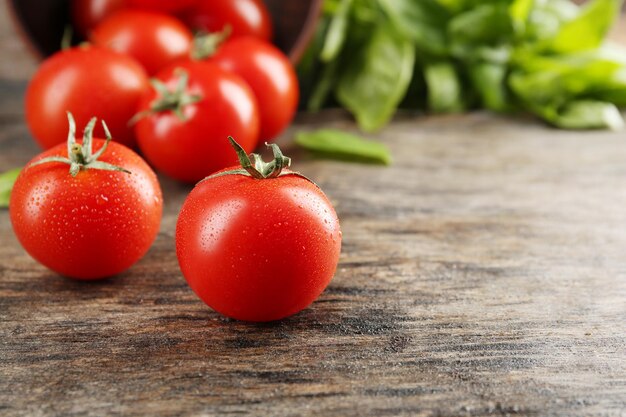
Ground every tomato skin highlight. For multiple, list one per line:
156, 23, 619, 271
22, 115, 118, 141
212, 37, 299, 141
181, 0, 273, 41
10, 139, 162, 280
91, 10, 193, 75
176, 169, 342, 322
135, 62, 260, 183
25, 46, 148, 149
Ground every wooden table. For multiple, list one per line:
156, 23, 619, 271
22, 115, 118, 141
1, 10, 625, 417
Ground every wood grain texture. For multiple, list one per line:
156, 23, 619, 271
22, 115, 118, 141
2, 103, 626, 417
1, 9, 626, 417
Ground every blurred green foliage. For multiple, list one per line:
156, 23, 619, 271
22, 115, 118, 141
298, 0, 626, 130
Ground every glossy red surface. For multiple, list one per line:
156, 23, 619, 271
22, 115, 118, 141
10, 139, 163, 280
135, 61, 260, 183
91, 10, 193, 75
176, 169, 341, 321
212, 37, 299, 141
181, 0, 273, 41
25, 46, 149, 149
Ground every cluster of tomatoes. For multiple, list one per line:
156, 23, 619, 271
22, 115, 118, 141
28, 0, 298, 183
10, 0, 341, 322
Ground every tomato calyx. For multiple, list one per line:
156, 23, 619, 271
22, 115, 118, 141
30, 112, 131, 177
132, 69, 202, 124
190, 26, 231, 61
201, 137, 317, 185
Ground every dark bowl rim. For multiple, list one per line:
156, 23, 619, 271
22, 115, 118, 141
6, 0, 323, 65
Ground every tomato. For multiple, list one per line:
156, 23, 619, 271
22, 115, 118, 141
71, 0, 197, 35
181, 0, 273, 41
91, 10, 193, 75
126, 0, 198, 13
211, 37, 299, 141
71, 0, 125, 37
176, 139, 342, 322
10, 114, 162, 280
134, 62, 259, 183
25, 45, 148, 149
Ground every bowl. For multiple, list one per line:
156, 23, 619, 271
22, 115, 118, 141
7, 0, 322, 64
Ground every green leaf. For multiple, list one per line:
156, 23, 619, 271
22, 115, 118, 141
320, 0, 353, 62
509, 0, 534, 34
547, 100, 624, 130
448, 3, 514, 46
295, 129, 392, 165
543, 0, 623, 53
523, 0, 578, 43
379, 0, 449, 56
437, 0, 500, 14
299, 19, 339, 111
510, 51, 626, 108
336, 25, 415, 132
470, 62, 509, 112
424, 62, 464, 113
307, 58, 340, 111
0, 168, 21, 208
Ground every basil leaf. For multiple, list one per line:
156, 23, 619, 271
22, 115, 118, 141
0, 168, 21, 208
448, 3, 514, 47
300, 0, 626, 132
424, 62, 463, 113
308, 58, 340, 111
336, 25, 415, 132
548, 100, 624, 130
297, 19, 328, 109
320, 0, 353, 62
470, 62, 509, 112
379, 0, 449, 56
509, 0, 533, 34
295, 129, 391, 165
524, 0, 579, 43
543, 0, 623, 53
510, 52, 625, 108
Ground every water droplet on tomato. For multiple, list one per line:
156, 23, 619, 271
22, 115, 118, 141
97, 194, 109, 205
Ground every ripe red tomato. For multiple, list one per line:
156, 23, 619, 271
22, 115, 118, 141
25, 45, 148, 149
126, 0, 198, 13
134, 62, 260, 183
10, 115, 162, 280
176, 139, 342, 322
181, 0, 273, 41
71, 0, 125, 37
91, 10, 193, 75
211, 37, 299, 141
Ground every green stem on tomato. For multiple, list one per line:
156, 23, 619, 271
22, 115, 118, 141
190, 26, 232, 61
30, 112, 131, 177
130, 69, 202, 125
199, 137, 318, 187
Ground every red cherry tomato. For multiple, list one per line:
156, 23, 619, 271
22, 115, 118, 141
181, 0, 273, 41
183, 35, 298, 141
134, 62, 260, 183
71, 0, 125, 37
127, 0, 198, 13
211, 37, 299, 141
176, 141, 341, 321
10, 115, 162, 280
25, 46, 148, 149
91, 10, 193, 75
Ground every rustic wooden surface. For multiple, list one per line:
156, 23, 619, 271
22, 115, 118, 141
1, 6, 626, 417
